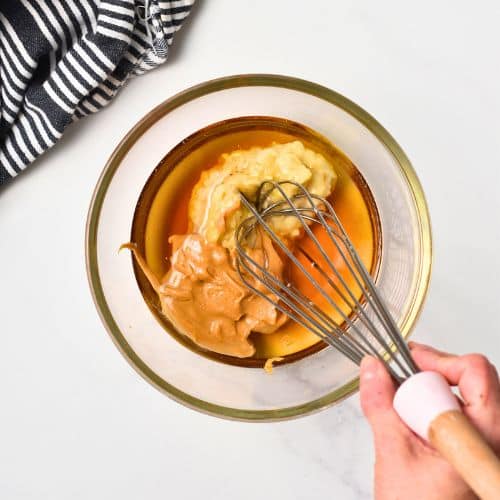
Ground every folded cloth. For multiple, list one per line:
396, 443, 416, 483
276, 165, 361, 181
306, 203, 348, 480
0, 0, 195, 185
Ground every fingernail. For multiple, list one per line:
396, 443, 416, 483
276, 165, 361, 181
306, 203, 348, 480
408, 341, 430, 351
361, 355, 378, 380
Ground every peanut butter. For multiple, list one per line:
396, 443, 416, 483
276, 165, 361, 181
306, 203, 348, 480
123, 232, 287, 357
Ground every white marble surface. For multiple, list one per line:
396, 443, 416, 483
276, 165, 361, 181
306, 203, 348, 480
1, 1, 499, 498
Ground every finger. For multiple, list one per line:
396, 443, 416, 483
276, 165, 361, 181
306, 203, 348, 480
408, 341, 452, 359
360, 355, 396, 412
410, 345, 500, 407
360, 356, 412, 444
412, 346, 500, 450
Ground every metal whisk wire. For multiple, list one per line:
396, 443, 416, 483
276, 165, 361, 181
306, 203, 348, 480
235, 181, 419, 384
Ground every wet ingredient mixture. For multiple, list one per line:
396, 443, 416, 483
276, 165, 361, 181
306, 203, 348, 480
126, 141, 337, 357
129, 116, 379, 364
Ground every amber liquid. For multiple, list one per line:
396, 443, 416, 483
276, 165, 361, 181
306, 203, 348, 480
131, 117, 381, 367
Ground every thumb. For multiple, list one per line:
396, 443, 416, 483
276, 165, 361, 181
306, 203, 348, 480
360, 355, 396, 418
360, 356, 412, 443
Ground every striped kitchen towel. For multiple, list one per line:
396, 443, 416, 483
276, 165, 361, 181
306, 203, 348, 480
0, 0, 195, 185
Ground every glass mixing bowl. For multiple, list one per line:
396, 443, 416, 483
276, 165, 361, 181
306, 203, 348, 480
86, 74, 432, 421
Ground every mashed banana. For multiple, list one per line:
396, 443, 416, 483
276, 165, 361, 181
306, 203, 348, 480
189, 141, 337, 249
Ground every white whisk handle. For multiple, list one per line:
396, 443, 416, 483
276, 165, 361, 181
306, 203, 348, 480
394, 371, 500, 500
393, 371, 459, 440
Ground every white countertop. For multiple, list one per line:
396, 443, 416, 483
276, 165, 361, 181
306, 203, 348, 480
1, 1, 499, 498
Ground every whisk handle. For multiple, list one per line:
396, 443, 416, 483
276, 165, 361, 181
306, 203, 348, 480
394, 371, 500, 500
429, 410, 500, 500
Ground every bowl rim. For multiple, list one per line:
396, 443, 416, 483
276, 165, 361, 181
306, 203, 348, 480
85, 73, 433, 422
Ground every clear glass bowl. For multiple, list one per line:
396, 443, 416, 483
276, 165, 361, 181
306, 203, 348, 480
86, 74, 432, 421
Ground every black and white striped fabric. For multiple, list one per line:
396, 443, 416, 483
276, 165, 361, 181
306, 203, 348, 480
0, 0, 195, 185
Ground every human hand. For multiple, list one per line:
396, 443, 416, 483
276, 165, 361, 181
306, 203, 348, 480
360, 342, 500, 500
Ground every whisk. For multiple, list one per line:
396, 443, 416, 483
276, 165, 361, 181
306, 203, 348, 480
235, 180, 500, 500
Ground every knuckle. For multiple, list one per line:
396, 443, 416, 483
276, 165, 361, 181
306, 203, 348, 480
465, 354, 491, 374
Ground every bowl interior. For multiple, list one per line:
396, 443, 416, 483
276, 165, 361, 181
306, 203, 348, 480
87, 75, 431, 421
